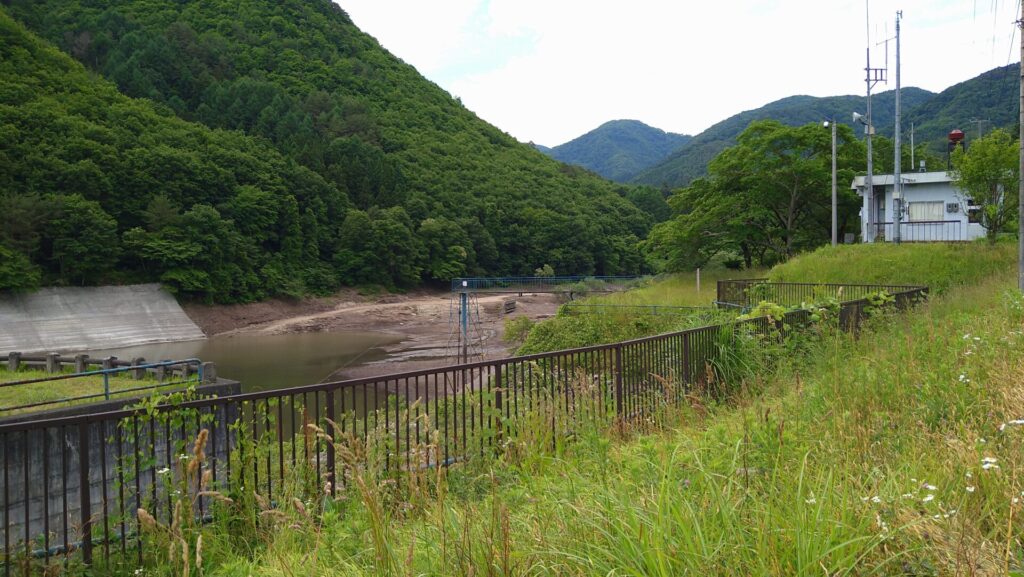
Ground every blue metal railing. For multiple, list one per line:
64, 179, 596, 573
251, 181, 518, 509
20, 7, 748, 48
451, 276, 643, 292
0, 358, 203, 414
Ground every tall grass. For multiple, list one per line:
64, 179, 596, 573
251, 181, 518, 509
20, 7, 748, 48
203, 272, 1024, 575
516, 269, 755, 355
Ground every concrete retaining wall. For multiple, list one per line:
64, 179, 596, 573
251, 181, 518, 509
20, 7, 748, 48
0, 284, 205, 353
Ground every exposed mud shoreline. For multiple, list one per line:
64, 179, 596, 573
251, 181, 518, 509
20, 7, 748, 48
183, 290, 563, 381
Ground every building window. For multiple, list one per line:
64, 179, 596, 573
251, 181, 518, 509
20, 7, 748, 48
907, 201, 943, 222
965, 198, 982, 224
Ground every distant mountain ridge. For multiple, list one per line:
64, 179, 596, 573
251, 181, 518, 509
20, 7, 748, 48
544, 120, 691, 182
547, 64, 1020, 188
632, 87, 936, 188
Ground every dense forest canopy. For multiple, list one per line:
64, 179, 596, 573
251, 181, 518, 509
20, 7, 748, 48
0, 1, 655, 300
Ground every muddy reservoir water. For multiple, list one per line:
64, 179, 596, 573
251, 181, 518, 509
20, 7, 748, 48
90, 331, 403, 392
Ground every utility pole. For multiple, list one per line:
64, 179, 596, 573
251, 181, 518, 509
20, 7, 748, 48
893, 11, 903, 244
831, 119, 838, 246
1018, 5, 1023, 292
910, 122, 915, 168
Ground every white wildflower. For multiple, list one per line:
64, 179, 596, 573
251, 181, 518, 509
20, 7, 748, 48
871, 495, 882, 504
157, 467, 171, 476
963, 334, 971, 339
901, 493, 915, 499
966, 486, 976, 493
966, 472, 972, 478
922, 494, 935, 503
982, 457, 999, 464
983, 462, 1000, 470
924, 484, 937, 491
805, 497, 817, 505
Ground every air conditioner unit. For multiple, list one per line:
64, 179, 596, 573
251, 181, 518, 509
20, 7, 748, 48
946, 203, 960, 213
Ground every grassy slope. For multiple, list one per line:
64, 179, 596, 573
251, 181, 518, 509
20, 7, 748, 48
771, 242, 1015, 294
515, 268, 759, 354
0, 368, 189, 415
163, 244, 1020, 576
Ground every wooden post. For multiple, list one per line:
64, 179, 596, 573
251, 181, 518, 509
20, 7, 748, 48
132, 357, 146, 380
74, 354, 89, 374
7, 352, 21, 372
46, 352, 60, 373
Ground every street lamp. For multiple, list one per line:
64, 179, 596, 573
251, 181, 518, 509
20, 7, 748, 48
824, 120, 837, 246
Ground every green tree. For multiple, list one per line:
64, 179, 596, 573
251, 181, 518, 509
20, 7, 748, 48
0, 244, 41, 291
648, 120, 863, 270
43, 194, 120, 285
950, 128, 1019, 244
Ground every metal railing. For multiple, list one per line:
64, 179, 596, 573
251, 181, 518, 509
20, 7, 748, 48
560, 303, 716, 316
870, 220, 964, 242
0, 284, 928, 573
0, 359, 205, 415
451, 276, 642, 292
716, 280, 928, 310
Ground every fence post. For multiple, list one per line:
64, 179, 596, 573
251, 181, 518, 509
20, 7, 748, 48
614, 344, 624, 420
132, 357, 146, 380
493, 362, 503, 446
325, 391, 336, 496
201, 362, 217, 384
7, 351, 20, 372
102, 357, 116, 371
74, 354, 89, 373
682, 331, 691, 386
78, 422, 93, 565
46, 352, 60, 373
155, 362, 168, 382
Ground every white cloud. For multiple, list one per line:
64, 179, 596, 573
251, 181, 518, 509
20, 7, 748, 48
341, 0, 1020, 145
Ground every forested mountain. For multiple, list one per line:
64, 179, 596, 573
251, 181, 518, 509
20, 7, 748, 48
1, 1, 652, 300
543, 120, 691, 182
905, 63, 1019, 151
632, 88, 936, 188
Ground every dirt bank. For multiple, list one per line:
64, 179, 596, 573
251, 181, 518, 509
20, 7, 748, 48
183, 290, 563, 381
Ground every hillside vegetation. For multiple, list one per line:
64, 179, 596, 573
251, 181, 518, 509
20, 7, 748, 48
545, 119, 691, 182
906, 64, 1019, 152
1, 1, 653, 299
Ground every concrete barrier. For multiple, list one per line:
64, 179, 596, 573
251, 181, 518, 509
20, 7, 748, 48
0, 284, 205, 353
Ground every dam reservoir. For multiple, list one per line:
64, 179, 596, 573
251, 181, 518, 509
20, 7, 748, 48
88, 330, 404, 392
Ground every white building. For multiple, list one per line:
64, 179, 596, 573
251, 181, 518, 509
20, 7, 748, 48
851, 171, 986, 242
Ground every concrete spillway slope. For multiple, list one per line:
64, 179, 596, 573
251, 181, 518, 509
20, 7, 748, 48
0, 284, 206, 353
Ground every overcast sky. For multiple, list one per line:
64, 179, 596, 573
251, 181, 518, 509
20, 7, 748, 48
340, 0, 1020, 146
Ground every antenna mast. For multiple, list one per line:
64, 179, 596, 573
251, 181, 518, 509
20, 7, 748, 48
864, 1, 887, 242
893, 11, 902, 244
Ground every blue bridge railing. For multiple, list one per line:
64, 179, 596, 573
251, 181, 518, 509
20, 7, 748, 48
451, 276, 643, 292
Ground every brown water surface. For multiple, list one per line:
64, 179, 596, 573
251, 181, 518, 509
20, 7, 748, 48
90, 331, 403, 392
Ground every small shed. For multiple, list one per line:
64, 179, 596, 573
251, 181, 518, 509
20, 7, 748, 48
850, 171, 986, 242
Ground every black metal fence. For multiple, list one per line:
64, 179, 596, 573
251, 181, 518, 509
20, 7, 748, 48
0, 283, 929, 574
870, 220, 964, 242
716, 280, 927, 310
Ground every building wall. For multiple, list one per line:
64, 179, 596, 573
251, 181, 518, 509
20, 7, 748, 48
859, 181, 985, 242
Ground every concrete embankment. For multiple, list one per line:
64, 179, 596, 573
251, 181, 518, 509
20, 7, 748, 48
0, 284, 205, 353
